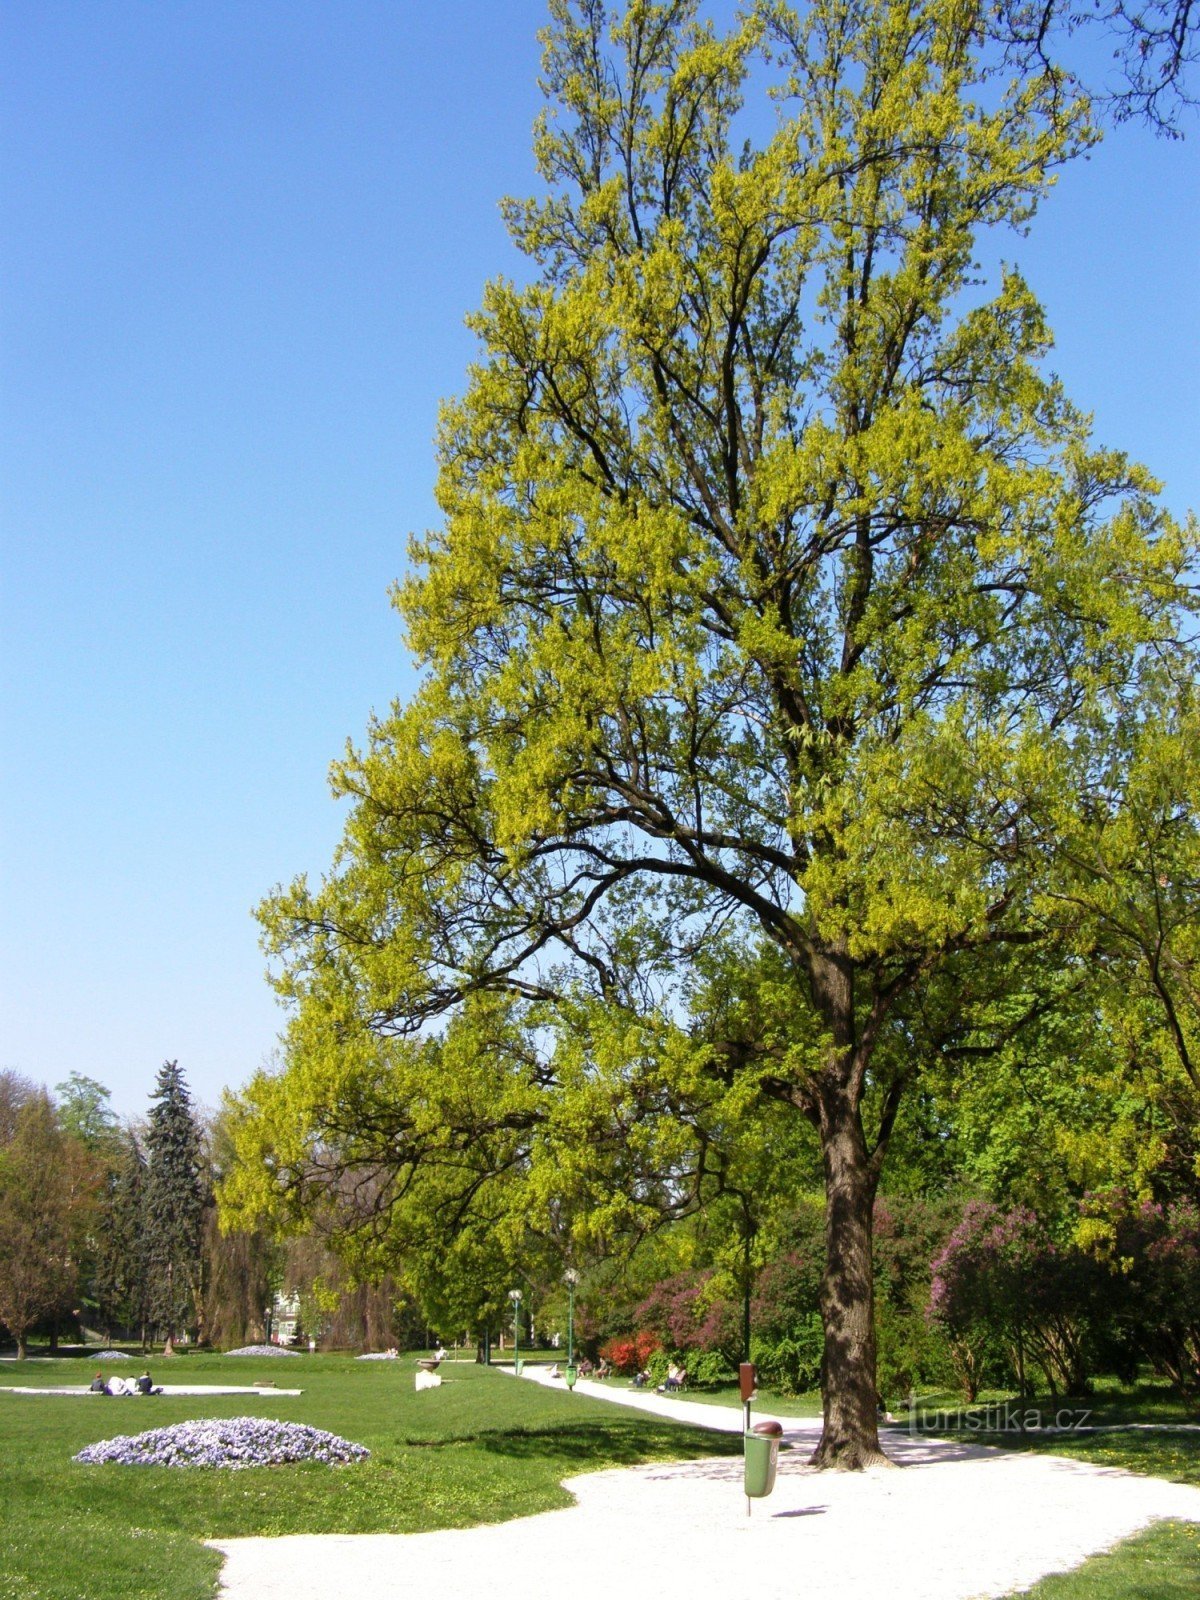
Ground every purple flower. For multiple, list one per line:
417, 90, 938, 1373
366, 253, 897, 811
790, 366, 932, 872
224, 1345, 303, 1357
74, 1417, 369, 1469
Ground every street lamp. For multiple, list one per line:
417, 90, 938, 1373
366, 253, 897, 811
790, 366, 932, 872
564, 1269, 580, 1390
508, 1288, 523, 1375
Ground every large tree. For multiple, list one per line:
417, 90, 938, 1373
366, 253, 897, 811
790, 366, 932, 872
143, 1061, 207, 1346
93, 1129, 151, 1345
0, 1092, 96, 1358
243, 0, 1195, 1465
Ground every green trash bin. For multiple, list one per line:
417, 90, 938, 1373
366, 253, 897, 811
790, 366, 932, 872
743, 1420, 783, 1498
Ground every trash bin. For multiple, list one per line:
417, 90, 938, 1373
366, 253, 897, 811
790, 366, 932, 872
565, 1364, 577, 1389
743, 1419, 783, 1498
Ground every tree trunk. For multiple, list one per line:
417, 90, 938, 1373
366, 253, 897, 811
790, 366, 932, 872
811, 1087, 891, 1469
16, 1334, 28, 1360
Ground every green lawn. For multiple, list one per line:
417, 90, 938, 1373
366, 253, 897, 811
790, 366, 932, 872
623, 1377, 824, 1418
7, 1356, 1198, 1600
902, 1380, 1200, 1489
0, 1352, 738, 1600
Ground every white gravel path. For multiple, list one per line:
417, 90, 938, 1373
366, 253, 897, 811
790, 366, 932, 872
211, 1368, 1200, 1600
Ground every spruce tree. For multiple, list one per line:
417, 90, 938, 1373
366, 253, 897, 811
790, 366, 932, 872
94, 1130, 150, 1344
143, 1061, 206, 1346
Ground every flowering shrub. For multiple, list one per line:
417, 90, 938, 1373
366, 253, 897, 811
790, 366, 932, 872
1106, 1199, 1200, 1396
633, 1272, 709, 1351
74, 1417, 369, 1468
224, 1344, 302, 1357
930, 1203, 1107, 1399
599, 1330, 661, 1375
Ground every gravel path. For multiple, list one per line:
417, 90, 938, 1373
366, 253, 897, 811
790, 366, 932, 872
211, 1369, 1200, 1600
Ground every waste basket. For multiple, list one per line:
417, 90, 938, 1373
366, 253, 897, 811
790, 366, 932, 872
743, 1419, 783, 1498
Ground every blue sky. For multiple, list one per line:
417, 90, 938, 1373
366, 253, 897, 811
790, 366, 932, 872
2, 2, 1197, 1124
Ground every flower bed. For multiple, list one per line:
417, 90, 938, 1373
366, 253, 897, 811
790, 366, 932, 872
224, 1344, 302, 1357
74, 1417, 369, 1468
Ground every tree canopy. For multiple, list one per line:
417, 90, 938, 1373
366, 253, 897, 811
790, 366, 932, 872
227, 0, 1198, 1466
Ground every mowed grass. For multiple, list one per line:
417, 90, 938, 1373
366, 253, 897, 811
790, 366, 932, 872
656, 1380, 823, 1418
0, 1353, 739, 1600
908, 1381, 1200, 1489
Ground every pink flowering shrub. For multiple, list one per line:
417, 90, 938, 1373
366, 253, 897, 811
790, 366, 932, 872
1107, 1198, 1200, 1396
930, 1203, 1106, 1399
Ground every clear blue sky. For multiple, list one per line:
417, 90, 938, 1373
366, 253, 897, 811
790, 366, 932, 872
2, 2, 1197, 1125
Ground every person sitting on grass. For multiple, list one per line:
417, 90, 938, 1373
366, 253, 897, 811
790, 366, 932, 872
631, 1369, 650, 1388
88, 1372, 107, 1393
105, 1375, 136, 1396
136, 1370, 158, 1395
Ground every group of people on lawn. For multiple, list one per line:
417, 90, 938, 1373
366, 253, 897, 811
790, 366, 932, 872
88, 1370, 161, 1396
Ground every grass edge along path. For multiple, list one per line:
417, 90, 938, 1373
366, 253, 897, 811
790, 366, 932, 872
900, 1385, 1200, 1598
1003, 1519, 1200, 1598
0, 1355, 739, 1600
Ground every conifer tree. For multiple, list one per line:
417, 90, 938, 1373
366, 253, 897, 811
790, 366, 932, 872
94, 1130, 151, 1345
143, 1061, 207, 1346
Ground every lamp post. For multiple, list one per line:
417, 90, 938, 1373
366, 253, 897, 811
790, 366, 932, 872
508, 1288, 523, 1375
564, 1269, 579, 1390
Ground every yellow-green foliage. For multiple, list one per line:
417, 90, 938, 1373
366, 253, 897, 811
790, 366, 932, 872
230, 0, 1197, 1316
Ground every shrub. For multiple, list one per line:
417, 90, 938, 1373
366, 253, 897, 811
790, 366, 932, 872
598, 1328, 661, 1374
1106, 1199, 1200, 1396
633, 1272, 709, 1351
751, 1316, 823, 1396
687, 1350, 735, 1389
930, 1202, 1108, 1399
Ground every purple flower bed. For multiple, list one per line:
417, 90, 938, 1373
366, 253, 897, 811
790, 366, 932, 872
74, 1416, 369, 1468
91, 1350, 132, 1360
224, 1344, 302, 1357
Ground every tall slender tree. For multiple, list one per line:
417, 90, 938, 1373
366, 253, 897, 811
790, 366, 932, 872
94, 1129, 151, 1345
143, 1061, 207, 1347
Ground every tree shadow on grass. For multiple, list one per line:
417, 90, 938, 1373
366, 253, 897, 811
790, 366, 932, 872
402, 1422, 741, 1469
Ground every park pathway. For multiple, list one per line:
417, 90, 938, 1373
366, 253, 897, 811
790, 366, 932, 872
212, 1367, 1200, 1600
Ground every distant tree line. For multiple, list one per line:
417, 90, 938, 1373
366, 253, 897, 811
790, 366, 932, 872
0, 1062, 420, 1358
